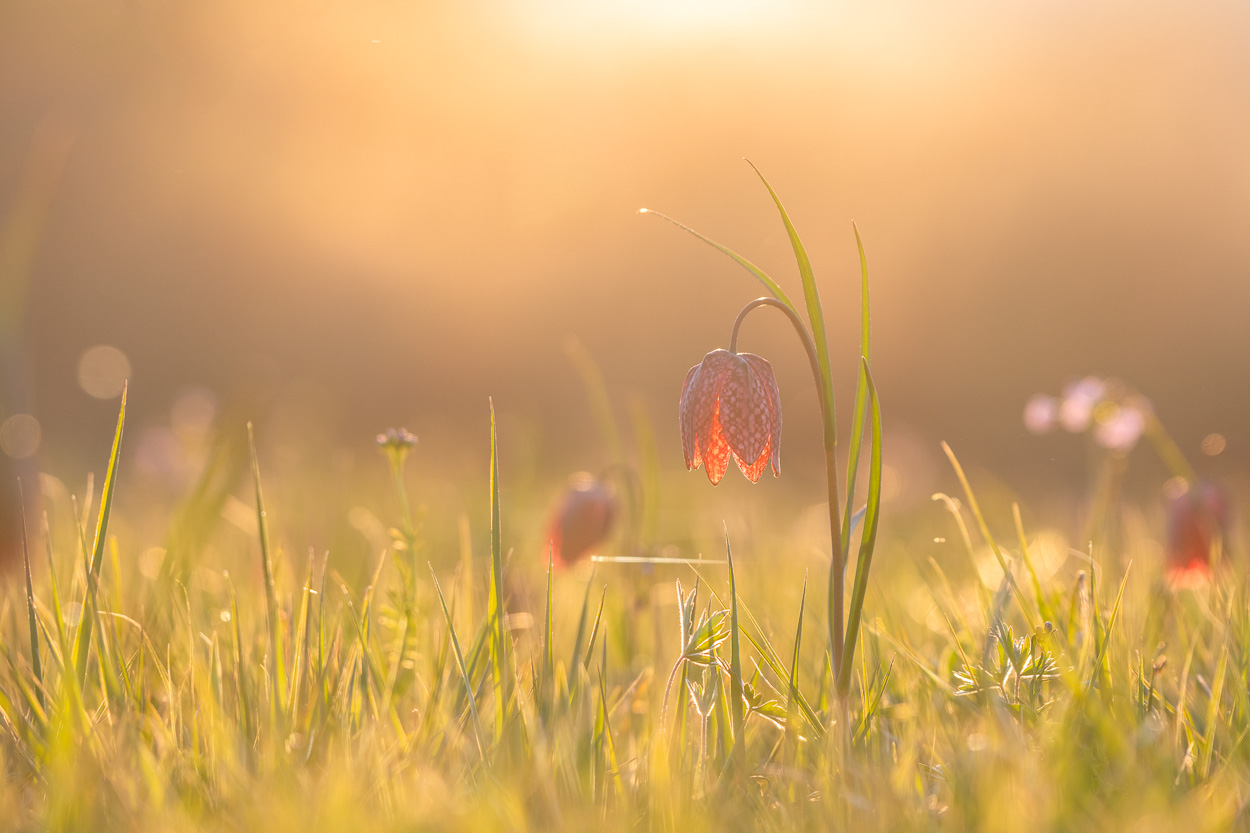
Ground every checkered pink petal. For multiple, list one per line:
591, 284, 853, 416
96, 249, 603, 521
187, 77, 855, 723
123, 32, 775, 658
742, 353, 782, 476
679, 364, 700, 468
678, 348, 783, 485
719, 354, 771, 468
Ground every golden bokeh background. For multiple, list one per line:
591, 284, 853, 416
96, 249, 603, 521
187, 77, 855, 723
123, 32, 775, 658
2, 0, 1248, 562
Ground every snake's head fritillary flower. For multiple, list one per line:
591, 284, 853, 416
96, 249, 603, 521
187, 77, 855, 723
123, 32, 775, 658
546, 472, 617, 566
679, 348, 782, 485
1165, 480, 1230, 587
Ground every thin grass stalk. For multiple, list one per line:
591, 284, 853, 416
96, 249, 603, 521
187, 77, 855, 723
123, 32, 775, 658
785, 573, 807, 754
724, 528, 745, 769
486, 399, 508, 740
570, 566, 597, 680
227, 581, 251, 745
941, 441, 1038, 632
582, 587, 607, 670
540, 544, 554, 719
72, 384, 126, 687
429, 563, 486, 762
840, 223, 872, 565
565, 337, 626, 466
628, 394, 661, 550
838, 360, 883, 696
41, 513, 71, 669
288, 550, 316, 720
247, 422, 286, 722
18, 480, 43, 710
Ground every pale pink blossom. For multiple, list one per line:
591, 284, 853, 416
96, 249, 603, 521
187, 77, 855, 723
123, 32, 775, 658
1094, 405, 1146, 452
1059, 376, 1106, 432
1023, 394, 1059, 434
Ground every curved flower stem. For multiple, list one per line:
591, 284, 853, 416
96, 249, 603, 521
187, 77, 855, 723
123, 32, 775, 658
729, 298, 820, 376
729, 297, 846, 678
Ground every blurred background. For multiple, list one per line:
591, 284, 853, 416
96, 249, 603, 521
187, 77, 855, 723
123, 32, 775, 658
2, 0, 1248, 569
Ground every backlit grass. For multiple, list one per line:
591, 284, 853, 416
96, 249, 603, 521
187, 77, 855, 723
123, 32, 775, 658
2, 179, 1246, 832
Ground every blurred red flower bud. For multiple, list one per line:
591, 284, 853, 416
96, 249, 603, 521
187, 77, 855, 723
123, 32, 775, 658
679, 348, 782, 485
546, 473, 616, 566
1165, 480, 1230, 587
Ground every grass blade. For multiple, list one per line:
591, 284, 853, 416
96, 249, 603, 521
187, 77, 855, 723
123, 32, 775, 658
429, 563, 486, 761
839, 359, 882, 696
638, 208, 798, 313
18, 480, 43, 710
41, 513, 70, 665
582, 586, 608, 670
628, 394, 661, 551
227, 579, 252, 744
73, 383, 126, 687
785, 572, 807, 747
841, 225, 872, 561
724, 527, 745, 768
745, 159, 838, 450
288, 550, 316, 720
565, 337, 625, 466
570, 566, 597, 674
1086, 562, 1132, 693
1012, 502, 1057, 627
486, 399, 508, 740
940, 441, 1037, 632
540, 543, 555, 717
248, 422, 286, 721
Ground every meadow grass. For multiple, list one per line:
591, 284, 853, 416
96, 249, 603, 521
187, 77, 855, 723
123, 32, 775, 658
3, 175, 1247, 831
0, 390, 1245, 830
1, 385, 1248, 833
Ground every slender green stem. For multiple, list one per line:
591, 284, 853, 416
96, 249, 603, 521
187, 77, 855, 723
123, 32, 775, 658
1143, 411, 1197, 483
728, 297, 821, 376
387, 452, 419, 610
389, 455, 415, 541
728, 297, 846, 679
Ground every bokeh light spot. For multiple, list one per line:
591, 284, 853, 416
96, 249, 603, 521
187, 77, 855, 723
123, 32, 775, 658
1163, 476, 1189, 500
0, 414, 41, 458
172, 387, 218, 440
1201, 433, 1227, 456
78, 345, 131, 399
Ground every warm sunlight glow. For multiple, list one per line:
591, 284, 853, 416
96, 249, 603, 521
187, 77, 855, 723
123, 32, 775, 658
517, 0, 796, 36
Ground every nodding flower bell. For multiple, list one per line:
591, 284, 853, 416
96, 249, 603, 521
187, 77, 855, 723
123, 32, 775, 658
1165, 480, 1230, 587
546, 473, 617, 566
679, 348, 782, 485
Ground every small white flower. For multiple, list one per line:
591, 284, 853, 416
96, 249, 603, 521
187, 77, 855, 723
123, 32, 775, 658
1023, 395, 1059, 434
1059, 376, 1106, 432
1095, 405, 1146, 452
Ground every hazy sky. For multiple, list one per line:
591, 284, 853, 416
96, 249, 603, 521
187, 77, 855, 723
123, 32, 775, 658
3, 0, 1249, 497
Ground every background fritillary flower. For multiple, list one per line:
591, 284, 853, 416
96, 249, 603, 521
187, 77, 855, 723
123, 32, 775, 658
545, 472, 617, 566
1165, 480, 1230, 587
